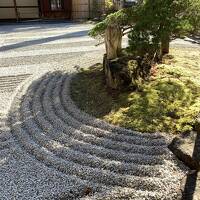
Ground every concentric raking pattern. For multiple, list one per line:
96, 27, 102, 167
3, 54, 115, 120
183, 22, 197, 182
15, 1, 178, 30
8, 71, 187, 199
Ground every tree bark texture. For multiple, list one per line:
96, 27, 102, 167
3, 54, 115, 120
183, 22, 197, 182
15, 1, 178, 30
105, 25, 123, 60
161, 34, 170, 56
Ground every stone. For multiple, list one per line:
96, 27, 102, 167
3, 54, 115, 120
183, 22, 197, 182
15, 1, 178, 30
169, 132, 200, 199
181, 171, 200, 200
169, 131, 200, 170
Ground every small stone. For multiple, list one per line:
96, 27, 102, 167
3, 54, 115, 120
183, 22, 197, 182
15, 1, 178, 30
83, 187, 93, 196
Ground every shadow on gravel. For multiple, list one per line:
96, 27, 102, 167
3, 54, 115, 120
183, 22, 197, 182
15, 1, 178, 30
7, 71, 189, 199
182, 133, 200, 200
0, 117, 11, 166
0, 22, 75, 34
185, 35, 200, 45
0, 30, 88, 52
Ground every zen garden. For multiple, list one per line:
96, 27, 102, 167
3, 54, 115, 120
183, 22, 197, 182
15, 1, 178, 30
0, 0, 200, 199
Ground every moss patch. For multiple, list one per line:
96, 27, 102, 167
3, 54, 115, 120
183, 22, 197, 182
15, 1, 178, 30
71, 48, 200, 134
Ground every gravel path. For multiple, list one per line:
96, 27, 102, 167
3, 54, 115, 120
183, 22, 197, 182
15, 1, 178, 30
0, 22, 190, 199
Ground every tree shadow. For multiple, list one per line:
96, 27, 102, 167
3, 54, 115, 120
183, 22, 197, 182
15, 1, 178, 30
0, 21, 75, 34
72, 65, 200, 134
0, 30, 89, 52
184, 34, 200, 45
182, 133, 200, 200
4, 71, 190, 199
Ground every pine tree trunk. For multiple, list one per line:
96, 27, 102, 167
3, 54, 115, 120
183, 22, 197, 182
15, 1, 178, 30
104, 25, 123, 89
105, 25, 122, 59
161, 34, 170, 56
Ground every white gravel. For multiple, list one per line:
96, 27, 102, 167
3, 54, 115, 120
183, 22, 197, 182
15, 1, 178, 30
0, 22, 191, 199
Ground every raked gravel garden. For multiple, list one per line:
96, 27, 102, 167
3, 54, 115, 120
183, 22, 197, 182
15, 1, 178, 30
1, 22, 199, 199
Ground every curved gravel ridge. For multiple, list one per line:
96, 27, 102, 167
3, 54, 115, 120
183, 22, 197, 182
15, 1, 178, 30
8, 71, 187, 199
62, 74, 165, 138
58, 76, 168, 147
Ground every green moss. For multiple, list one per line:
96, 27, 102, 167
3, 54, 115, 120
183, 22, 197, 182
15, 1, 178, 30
71, 65, 114, 118
71, 48, 200, 134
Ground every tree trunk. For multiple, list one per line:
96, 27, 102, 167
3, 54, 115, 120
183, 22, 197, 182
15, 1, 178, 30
105, 25, 122, 60
103, 55, 118, 89
103, 25, 123, 89
117, 34, 122, 56
161, 34, 170, 56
